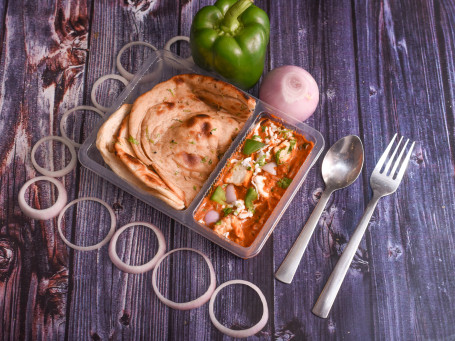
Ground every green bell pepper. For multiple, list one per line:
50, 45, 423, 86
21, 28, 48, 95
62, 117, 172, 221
190, 0, 270, 89
242, 138, 266, 155
210, 186, 227, 205
245, 187, 258, 211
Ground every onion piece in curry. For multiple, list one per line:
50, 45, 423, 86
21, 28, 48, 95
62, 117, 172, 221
194, 118, 314, 247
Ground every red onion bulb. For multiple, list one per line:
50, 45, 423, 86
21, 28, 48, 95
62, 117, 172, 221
259, 65, 319, 122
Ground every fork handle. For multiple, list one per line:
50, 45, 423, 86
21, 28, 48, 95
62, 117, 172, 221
275, 188, 333, 284
312, 194, 381, 318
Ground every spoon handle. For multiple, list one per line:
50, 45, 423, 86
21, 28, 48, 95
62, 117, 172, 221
275, 188, 333, 284
312, 194, 381, 318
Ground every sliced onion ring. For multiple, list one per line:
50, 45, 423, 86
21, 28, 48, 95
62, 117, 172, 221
152, 248, 216, 310
18, 176, 67, 220
60, 105, 105, 148
108, 222, 166, 274
31, 136, 77, 177
116, 41, 159, 82
164, 36, 193, 62
57, 197, 116, 251
90, 74, 129, 112
209, 280, 269, 338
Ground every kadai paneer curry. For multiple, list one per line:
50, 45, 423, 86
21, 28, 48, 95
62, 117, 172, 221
194, 117, 314, 247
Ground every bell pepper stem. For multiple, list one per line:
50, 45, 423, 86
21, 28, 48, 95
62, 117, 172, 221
221, 0, 253, 33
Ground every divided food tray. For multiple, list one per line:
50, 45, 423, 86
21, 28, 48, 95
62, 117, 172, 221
79, 50, 324, 258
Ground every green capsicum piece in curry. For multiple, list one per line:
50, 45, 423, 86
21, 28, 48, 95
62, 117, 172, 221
190, 0, 270, 89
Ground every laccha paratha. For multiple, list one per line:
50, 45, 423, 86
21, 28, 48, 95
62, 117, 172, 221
96, 104, 185, 210
128, 74, 256, 205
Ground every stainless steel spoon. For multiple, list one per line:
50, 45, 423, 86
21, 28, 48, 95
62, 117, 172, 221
275, 135, 364, 284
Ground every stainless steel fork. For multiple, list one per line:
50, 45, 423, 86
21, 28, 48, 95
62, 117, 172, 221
312, 134, 415, 318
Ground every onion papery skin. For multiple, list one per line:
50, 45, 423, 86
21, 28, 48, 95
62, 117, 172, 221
259, 65, 319, 122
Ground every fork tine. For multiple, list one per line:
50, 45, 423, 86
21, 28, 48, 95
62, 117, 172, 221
373, 133, 397, 172
393, 141, 415, 181
390, 139, 409, 176
383, 136, 403, 174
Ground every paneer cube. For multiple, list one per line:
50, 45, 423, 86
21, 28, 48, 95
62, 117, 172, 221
225, 161, 253, 186
273, 140, 295, 165
213, 215, 242, 240
252, 175, 269, 198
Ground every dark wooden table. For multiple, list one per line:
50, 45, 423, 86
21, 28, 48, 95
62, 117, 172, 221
1, 0, 454, 340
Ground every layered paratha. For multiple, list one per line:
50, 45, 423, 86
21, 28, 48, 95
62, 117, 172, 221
96, 74, 256, 209
96, 104, 185, 209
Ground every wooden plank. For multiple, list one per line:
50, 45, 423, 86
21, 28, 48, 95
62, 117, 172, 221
0, 0, 7, 57
270, 0, 372, 339
64, 0, 182, 339
352, 0, 455, 339
0, 0, 90, 340
165, 1, 274, 340
350, 0, 419, 338
433, 0, 455, 157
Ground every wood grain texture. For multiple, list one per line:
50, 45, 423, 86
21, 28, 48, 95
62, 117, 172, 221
352, 0, 455, 339
64, 1, 182, 340
0, 0, 454, 340
270, 0, 370, 339
0, 0, 89, 340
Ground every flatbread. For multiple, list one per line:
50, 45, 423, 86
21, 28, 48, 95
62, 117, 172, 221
128, 74, 256, 205
96, 104, 185, 210
114, 111, 185, 204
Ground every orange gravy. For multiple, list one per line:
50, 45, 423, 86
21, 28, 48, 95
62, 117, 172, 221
194, 118, 313, 247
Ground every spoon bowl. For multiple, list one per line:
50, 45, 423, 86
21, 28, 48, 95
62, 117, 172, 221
322, 136, 364, 190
